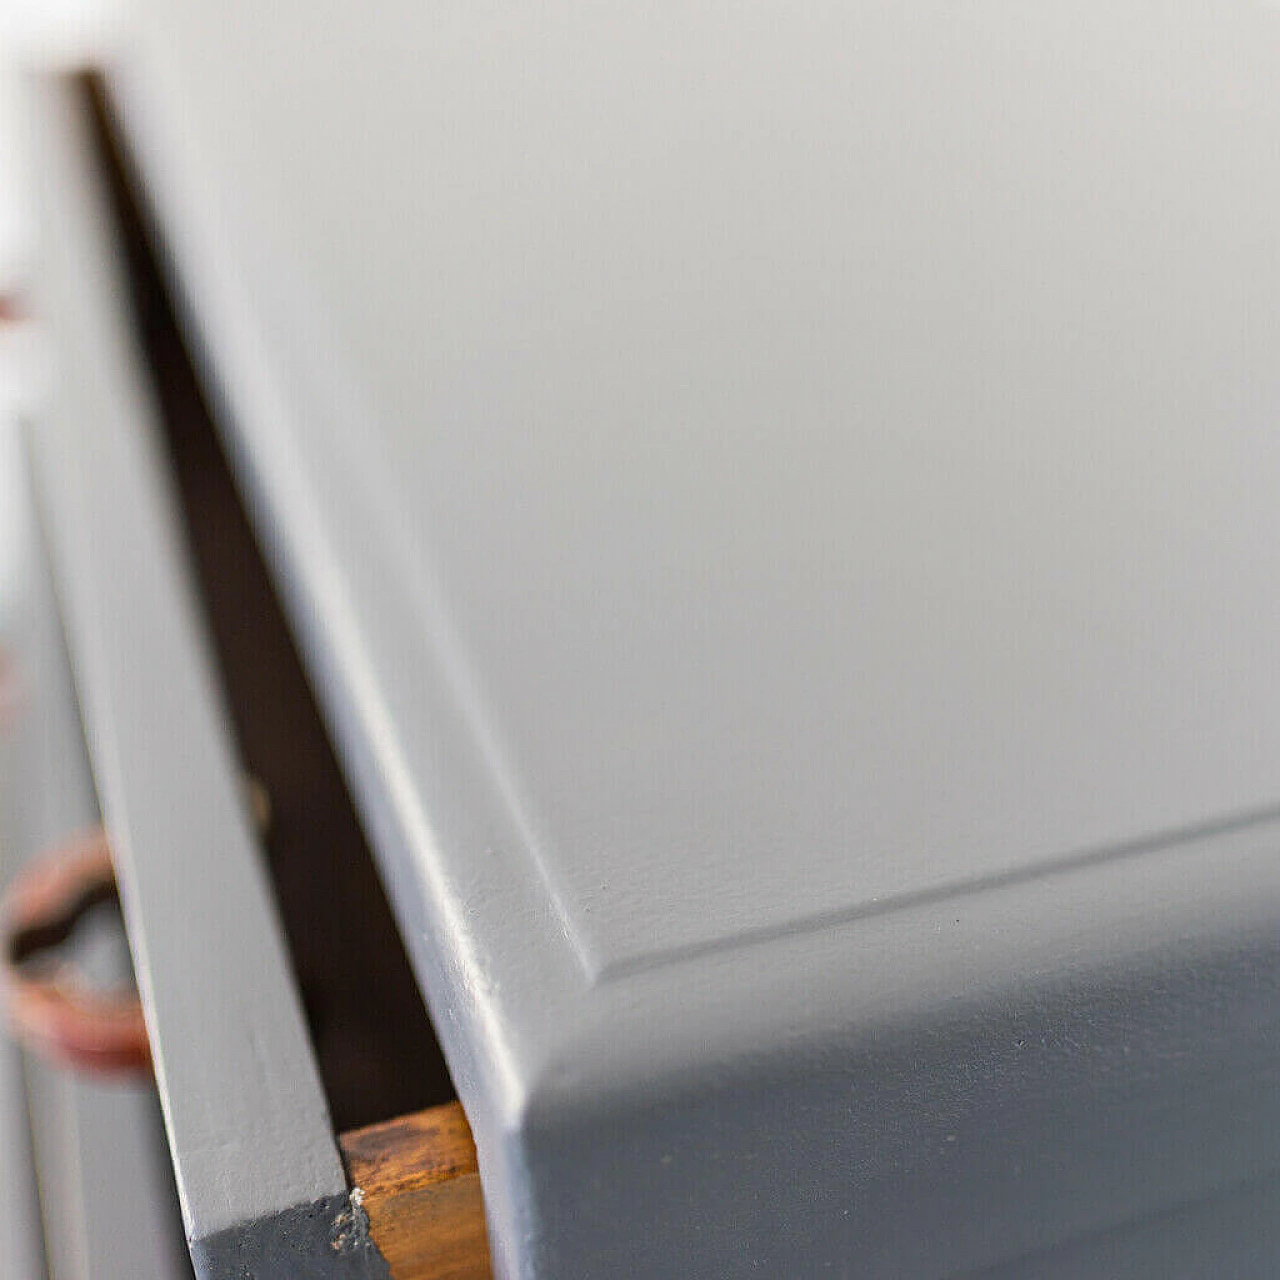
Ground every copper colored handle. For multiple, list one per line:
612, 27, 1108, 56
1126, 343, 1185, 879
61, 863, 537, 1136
1, 829, 151, 1076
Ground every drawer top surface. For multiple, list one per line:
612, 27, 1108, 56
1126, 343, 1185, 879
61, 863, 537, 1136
107, 2, 1280, 1272
123, 0, 1280, 972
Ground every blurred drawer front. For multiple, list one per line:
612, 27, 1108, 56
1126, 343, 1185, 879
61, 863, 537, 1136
0, 410, 190, 1280
10, 80, 380, 1280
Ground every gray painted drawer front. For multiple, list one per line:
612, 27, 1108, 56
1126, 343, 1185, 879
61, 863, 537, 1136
94, 2, 1280, 1275
0, 406, 47, 1280
15, 81, 381, 1280
0, 408, 191, 1280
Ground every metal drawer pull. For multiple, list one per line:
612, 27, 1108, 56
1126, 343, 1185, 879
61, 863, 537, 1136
1, 828, 151, 1076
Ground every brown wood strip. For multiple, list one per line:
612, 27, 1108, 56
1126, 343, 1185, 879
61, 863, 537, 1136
341, 1102, 493, 1280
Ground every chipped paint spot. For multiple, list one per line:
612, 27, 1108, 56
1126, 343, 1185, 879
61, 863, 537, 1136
330, 1187, 375, 1255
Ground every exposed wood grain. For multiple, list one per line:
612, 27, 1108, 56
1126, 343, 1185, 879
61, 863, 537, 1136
340, 1102, 493, 1280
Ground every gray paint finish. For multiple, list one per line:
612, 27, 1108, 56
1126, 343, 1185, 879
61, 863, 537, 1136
21, 81, 374, 1279
191, 1196, 388, 1280
0, 1042, 43, 1280
0, 414, 47, 1280
966, 1172, 1280, 1280
0, 402, 189, 1280
104, 2, 1280, 1275
24, 1061, 193, 1280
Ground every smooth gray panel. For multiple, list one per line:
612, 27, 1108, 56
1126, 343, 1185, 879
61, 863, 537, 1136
965, 1173, 1280, 1280
112, 0, 1280, 975
104, 3, 1280, 1275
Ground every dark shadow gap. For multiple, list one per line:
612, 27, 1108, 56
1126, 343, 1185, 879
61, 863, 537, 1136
79, 77, 456, 1131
